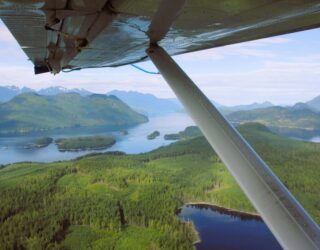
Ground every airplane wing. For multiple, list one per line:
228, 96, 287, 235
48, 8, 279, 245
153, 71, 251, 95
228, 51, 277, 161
1, 1, 320, 249
1, 0, 320, 74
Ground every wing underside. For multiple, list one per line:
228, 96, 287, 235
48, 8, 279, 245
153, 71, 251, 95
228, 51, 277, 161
1, 0, 320, 73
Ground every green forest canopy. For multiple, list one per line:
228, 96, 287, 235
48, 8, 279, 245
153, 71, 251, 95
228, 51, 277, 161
0, 123, 319, 249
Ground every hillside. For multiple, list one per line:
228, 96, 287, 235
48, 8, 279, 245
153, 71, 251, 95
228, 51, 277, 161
227, 104, 320, 138
0, 123, 319, 249
0, 93, 147, 136
107, 90, 182, 116
306, 95, 320, 111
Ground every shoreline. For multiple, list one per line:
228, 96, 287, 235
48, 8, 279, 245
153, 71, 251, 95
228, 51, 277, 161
177, 201, 262, 245
185, 201, 261, 218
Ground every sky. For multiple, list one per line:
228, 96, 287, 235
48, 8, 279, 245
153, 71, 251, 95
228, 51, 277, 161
0, 19, 319, 106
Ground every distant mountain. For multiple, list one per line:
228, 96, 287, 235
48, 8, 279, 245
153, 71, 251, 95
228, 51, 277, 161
38, 86, 92, 96
228, 101, 274, 112
107, 90, 183, 116
0, 86, 34, 102
306, 95, 320, 111
218, 101, 274, 115
0, 93, 147, 136
227, 104, 320, 138
0, 86, 92, 103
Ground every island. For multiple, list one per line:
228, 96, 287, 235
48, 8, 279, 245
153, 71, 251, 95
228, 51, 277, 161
147, 131, 160, 140
55, 136, 116, 152
23, 137, 53, 149
164, 126, 202, 140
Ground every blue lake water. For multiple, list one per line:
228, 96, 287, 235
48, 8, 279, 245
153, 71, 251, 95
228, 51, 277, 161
178, 204, 283, 250
0, 113, 194, 165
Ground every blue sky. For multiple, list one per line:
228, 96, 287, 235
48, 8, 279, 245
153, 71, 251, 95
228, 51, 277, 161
0, 19, 319, 106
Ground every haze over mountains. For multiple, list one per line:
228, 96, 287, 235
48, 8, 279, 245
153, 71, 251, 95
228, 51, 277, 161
0, 86, 34, 102
107, 90, 183, 116
0, 85, 309, 111
0, 86, 276, 114
227, 103, 320, 138
0, 86, 91, 102
306, 96, 320, 111
1, 85, 320, 138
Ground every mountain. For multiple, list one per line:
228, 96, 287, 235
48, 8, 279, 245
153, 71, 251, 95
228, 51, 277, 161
306, 95, 320, 111
0, 86, 92, 103
107, 90, 183, 116
38, 86, 92, 96
0, 93, 147, 136
227, 104, 320, 138
0, 86, 34, 102
228, 101, 274, 112
218, 101, 274, 115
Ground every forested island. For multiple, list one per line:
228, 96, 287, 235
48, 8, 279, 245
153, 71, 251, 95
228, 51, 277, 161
147, 131, 160, 140
55, 136, 116, 152
0, 123, 319, 249
23, 137, 53, 149
164, 126, 201, 140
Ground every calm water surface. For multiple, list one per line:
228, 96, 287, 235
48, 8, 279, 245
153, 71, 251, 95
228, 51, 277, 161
0, 113, 194, 165
178, 204, 282, 250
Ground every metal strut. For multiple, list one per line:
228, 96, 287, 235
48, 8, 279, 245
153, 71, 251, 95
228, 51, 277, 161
147, 45, 320, 250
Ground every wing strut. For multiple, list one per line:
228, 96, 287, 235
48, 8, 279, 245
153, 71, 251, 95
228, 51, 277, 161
147, 45, 320, 250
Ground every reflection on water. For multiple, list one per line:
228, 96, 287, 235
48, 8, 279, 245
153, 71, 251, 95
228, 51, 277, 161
178, 204, 282, 250
0, 113, 193, 165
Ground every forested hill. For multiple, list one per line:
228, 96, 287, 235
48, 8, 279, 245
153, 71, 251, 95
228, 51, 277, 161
0, 123, 319, 249
107, 90, 182, 116
227, 104, 320, 138
0, 93, 147, 136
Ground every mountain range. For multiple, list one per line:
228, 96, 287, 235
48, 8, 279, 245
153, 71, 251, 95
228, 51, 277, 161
0, 86, 277, 115
1, 86, 320, 113
0, 86, 91, 102
0, 86, 34, 102
106, 90, 183, 116
227, 103, 320, 138
0, 92, 147, 136
1, 85, 320, 138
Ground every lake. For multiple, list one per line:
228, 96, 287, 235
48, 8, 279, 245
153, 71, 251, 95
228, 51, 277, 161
178, 204, 282, 250
0, 113, 194, 165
